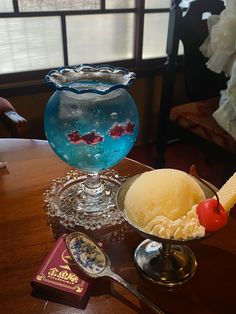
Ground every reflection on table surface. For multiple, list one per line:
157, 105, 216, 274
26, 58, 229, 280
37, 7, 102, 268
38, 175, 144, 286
0, 138, 236, 314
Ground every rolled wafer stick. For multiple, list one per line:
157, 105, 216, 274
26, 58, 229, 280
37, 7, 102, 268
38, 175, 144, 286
214, 173, 236, 212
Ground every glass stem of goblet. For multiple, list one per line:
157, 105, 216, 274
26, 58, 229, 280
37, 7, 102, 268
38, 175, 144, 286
82, 173, 105, 196
161, 243, 173, 257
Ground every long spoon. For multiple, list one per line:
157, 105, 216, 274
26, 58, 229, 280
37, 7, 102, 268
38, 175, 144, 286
66, 232, 165, 314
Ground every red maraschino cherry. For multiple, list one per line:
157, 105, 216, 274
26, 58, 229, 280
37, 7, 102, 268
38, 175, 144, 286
190, 165, 228, 233
196, 198, 228, 232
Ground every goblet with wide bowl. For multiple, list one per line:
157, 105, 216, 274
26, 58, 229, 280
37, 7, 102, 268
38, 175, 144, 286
116, 170, 219, 287
43, 64, 139, 231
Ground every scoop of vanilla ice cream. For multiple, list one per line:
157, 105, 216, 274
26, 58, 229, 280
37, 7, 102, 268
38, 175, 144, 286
124, 169, 205, 229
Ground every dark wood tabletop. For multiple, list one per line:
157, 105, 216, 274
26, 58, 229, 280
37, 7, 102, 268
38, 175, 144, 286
1, 139, 236, 314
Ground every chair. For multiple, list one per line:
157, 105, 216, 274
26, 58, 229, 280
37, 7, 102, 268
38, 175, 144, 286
156, 0, 236, 175
0, 96, 28, 138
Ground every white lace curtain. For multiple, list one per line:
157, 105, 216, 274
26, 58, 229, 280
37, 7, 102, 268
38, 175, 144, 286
200, 0, 236, 140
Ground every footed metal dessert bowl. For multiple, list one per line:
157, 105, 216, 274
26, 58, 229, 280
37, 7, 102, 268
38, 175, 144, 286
116, 174, 216, 287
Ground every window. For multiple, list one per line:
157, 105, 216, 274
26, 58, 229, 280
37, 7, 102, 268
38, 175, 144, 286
0, 1, 193, 85
66, 13, 135, 64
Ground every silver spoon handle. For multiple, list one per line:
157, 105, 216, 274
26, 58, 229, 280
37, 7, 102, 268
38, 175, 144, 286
108, 271, 166, 314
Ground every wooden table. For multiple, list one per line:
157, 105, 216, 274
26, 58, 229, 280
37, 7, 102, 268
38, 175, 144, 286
1, 139, 236, 314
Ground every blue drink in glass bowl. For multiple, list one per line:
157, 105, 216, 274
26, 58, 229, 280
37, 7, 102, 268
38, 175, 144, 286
45, 81, 138, 173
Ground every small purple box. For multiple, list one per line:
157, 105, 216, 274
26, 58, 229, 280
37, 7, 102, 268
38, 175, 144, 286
31, 234, 91, 301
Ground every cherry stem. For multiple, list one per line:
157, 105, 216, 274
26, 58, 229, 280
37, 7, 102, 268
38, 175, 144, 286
190, 164, 220, 212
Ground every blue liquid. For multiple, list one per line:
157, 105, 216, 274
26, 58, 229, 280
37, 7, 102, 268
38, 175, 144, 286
44, 82, 139, 173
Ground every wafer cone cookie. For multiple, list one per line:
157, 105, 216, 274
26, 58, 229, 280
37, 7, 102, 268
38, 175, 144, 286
215, 172, 236, 212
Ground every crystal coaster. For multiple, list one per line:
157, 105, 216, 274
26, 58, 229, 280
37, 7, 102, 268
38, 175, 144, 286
44, 169, 127, 230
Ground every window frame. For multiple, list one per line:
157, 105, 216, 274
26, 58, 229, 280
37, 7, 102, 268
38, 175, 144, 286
0, 0, 171, 95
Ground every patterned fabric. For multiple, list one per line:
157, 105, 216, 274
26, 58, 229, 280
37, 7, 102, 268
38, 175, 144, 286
170, 97, 236, 154
0, 97, 15, 114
